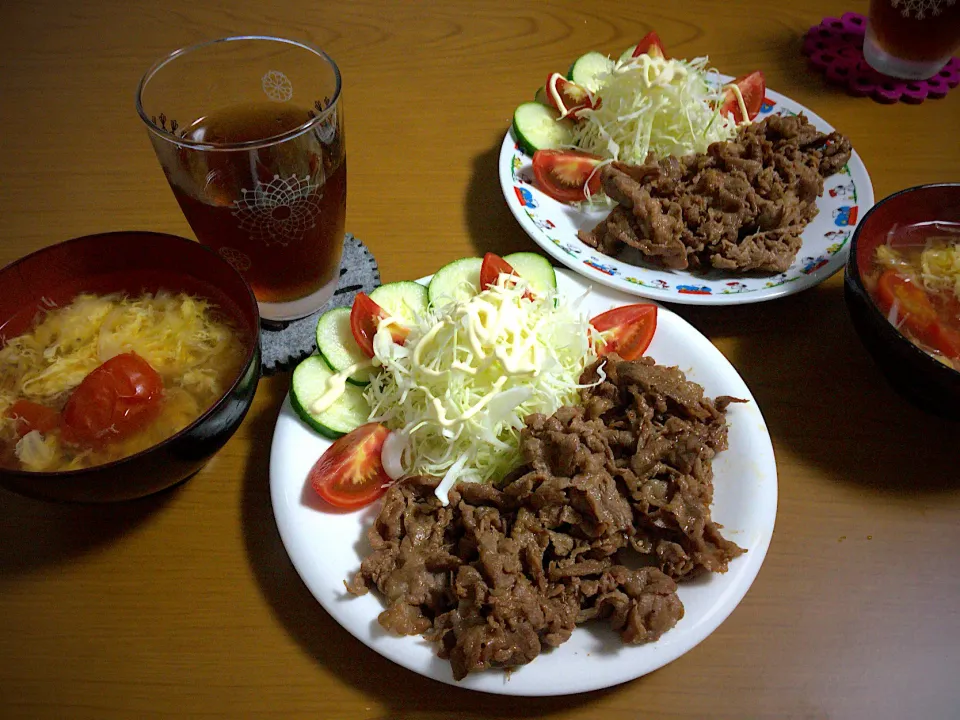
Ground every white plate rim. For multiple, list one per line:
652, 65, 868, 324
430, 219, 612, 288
498, 76, 875, 305
269, 269, 779, 696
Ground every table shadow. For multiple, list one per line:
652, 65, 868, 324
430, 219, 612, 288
463, 135, 544, 258
0, 481, 179, 575
239, 377, 624, 714
675, 282, 959, 495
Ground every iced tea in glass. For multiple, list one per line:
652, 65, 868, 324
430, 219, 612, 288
137, 36, 346, 322
864, 0, 960, 79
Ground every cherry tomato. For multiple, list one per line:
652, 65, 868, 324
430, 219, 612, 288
5, 399, 60, 438
309, 423, 393, 509
875, 270, 960, 360
590, 304, 658, 361
349, 292, 410, 358
719, 71, 766, 124
630, 31, 667, 59
531, 149, 604, 203
545, 73, 596, 119
61, 352, 164, 447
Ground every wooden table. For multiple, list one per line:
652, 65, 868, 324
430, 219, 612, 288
2, 1, 958, 717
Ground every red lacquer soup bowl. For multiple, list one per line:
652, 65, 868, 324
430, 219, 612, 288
844, 184, 960, 421
0, 232, 261, 502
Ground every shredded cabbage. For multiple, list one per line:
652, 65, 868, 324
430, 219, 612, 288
364, 276, 600, 491
572, 53, 738, 167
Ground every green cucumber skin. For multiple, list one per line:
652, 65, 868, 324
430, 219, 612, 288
315, 306, 372, 386
369, 281, 429, 324
290, 356, 368, 439
512, 102, 573, 156
567, 51, 614, 93
428, 257, 483, 307
502, 252, 558, 293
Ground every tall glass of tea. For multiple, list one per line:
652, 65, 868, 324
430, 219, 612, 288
864, 0, 960, 79
137, 36, 347, 322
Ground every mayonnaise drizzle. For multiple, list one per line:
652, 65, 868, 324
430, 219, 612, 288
720, 81, 750, 126
309, 360, 373, 414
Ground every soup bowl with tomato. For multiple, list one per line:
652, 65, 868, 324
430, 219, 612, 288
0, 232, 261, 502
844, 183, 960, 420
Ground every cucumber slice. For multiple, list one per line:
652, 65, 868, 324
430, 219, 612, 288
368, 281, 429, 325
534, 85, 550, 106
503, 252, 557, 295
315, 306, 372, 385
512, 102, 574, 156
428, 257, 482, 307
618, 46, 635, 64
290, 356, 369, 439
567, 51, 614, 93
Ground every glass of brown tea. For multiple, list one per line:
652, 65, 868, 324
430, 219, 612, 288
864, 0, 960, 79
137, 36, 347, 322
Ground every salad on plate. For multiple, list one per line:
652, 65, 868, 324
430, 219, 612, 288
512, 32, 766, 204
278, 251, 771, 685
290, 251, 657, 506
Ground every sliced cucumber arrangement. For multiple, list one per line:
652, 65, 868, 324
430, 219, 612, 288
293, 252, 560, 439
533, 85, 550, 107
512, 102, 574, 155
315, 306, 372, 385
428, 257, 483, 307
568, 51, 614, 93
369, 280, 429, 325
502, 252, 557, 295
290, 356, 369, 439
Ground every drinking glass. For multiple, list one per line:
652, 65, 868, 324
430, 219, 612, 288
863, 0, 960, 79
137, 36, 347, 322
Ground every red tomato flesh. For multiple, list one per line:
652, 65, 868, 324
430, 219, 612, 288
630, 31, 667, 59
5, 399, 60, 438
309, 423, 393, 509
590, 304, 658, 361
350, 292, 409, 359
875, 270, 960, 360
719, 71, 766, 124
61, 352, 164, 447
532, 149, 604, 203
480, 253, 516, 290
480, 253, 535, 299
545, 73, 595, 119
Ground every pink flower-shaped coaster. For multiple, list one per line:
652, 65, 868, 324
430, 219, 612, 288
802, 11, 960, 103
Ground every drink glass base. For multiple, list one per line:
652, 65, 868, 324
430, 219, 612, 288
257, 276, 338, 323
863, 28, 952, 79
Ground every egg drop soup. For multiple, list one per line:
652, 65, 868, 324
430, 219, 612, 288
0, 291, 249, 472
864, 221, 960, 371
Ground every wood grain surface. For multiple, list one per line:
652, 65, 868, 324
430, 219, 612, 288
1, 1, 958, 718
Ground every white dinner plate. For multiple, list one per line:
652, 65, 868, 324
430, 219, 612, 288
499, 76, 874, 305
269, 269, 778, 696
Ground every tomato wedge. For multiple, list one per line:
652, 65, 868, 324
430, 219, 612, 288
630, 31, 667, 59
5, 399, 60, 438
719, 71, 766, 124
545, 73, 596, 119
61, 352, 164, 446
480, 252, 517, 290
875, 270, 960, 360
349, 292, 409, 358
532, 149, 604, 203
590, 304, 658, 361
480, 252, 535, 299
309, 423, 393, 509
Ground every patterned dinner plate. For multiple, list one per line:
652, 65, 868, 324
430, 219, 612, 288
498, 76, 874, 305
